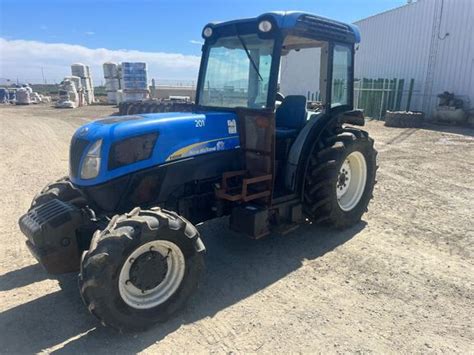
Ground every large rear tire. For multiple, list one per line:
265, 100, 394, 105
79, 207, 205, 332
303, 128, 377, 228
385, 111, 424, 128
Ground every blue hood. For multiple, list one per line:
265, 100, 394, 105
70, 111, 240, 186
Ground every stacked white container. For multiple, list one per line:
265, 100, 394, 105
71, 63, 95, 104
56, 79, 79, 108
16, 88, 31, 105
121, 62, 148, 102
64, 75, 86, 106
103, 62, 121, 104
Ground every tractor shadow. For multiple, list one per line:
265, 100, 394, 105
0, 219, 365, 353
0, 263, 47, 291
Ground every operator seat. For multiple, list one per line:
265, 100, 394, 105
275, 95, 307, 139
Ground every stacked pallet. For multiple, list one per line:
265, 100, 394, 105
63, 76, 86, 106
121, 62, 148, 102
103, 62, 122, 104
71, 63, 95, 104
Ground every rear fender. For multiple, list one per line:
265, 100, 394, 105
284, 112, 338, 193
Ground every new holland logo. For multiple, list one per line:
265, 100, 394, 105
227, 119, 237, 134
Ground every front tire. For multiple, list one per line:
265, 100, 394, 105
303, 128, 377, 228
30, 176, 87, 209
79, 207, 205, 332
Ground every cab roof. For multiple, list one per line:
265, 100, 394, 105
204, 11, 361, 44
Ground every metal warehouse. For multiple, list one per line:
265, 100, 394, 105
281, 0, 474, 117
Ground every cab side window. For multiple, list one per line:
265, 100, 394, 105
331, 45, 352, 108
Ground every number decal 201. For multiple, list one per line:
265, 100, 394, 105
195, 119, 206, 128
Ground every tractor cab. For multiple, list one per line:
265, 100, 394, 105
196, 12, 362, 234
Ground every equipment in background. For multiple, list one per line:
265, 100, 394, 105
15, 86, 32, 105
71, 63, 95, 104
8, 89, 16, 103
63, 76, 85, 106
0, 88, 8, 104
7, 84, 49, 105
103, 62, 122, 105
55, 79, 79, 109
432, 91, 468, 125
169, 95, 191, 102
384, 111, 424, 128
102, 61, 148, 104
121, 62, 149, 102
468, 110, 474, 128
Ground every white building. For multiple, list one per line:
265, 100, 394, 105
355, 0, 473, 113
281, 0, 474, 115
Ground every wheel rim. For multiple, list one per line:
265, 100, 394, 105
118, 240, 185, 309
336, 151, 367, 212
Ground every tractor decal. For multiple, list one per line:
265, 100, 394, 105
166, 136, 240, 161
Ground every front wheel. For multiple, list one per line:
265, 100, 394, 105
79, 207, 205, 332
30, 176, 87, 209
303, 128, 377, 228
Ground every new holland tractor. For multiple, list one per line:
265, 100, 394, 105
19, 12, 377, 332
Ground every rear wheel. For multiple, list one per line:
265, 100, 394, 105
303, 128, 377, 228
79, 207, 205, 332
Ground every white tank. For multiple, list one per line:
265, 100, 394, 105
57, 79, 79, 108
81, 78, 91, 90
103, 62, 119, 79
85, 91, 94, 105
105, 78, 120, 91
107, 91, 119, 104
71, 63, 87, 78
16, 88, 31, 105
64, 76, 82, 90
87, 77, 95, 103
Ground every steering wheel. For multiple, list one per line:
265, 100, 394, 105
276, 92, 285, 102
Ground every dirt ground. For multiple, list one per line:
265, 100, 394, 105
0, 104, 472, 354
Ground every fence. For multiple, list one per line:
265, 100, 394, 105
354, 78, 416, 119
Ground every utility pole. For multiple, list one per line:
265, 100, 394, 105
41, 67, 46, 84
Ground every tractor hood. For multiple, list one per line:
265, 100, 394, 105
69, 111, 240, 186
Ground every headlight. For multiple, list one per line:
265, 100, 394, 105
80, 139, 102, 179
203, 27, 213, 38
258, 20, 272, 32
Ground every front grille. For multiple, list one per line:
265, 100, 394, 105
69, 136, 89, 178
296, 15, 355, 42
19, 199, 76, 245
18, 199, 84, 274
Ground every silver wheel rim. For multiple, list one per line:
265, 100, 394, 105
336, 151, 367, 212
118, 240, 185, 309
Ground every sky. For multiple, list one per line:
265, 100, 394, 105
0, 0, 407, 84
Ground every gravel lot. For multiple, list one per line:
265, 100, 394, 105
0, 104, 473, 353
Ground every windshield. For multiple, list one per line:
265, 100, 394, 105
198, 34, 274, 109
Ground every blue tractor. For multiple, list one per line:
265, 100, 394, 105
19, 12, 377, 331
